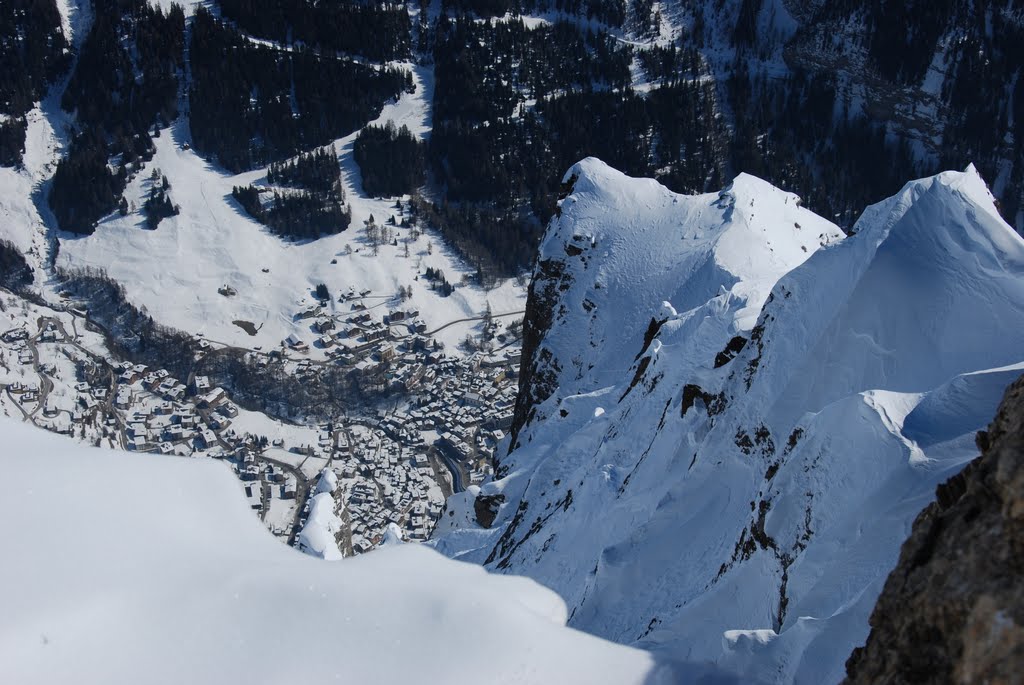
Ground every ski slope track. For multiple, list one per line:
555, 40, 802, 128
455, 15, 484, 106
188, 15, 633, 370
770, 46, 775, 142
433, 158, 1024, 684
0, 419, 669, 685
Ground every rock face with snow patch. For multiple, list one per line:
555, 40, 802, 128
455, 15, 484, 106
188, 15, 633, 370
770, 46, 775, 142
845, 374, 1024, 684
436, 159, 1024, 683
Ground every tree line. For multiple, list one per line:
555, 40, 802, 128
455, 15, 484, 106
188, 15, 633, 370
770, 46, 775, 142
218, 0, 412, 62
189, 6, 412, 173
354, 121, 426, 197
0, 0, 68, 166
48, 0, 184, 234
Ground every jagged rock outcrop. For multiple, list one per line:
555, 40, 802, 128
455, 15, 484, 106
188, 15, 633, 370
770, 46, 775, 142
845, 374, 1024, 684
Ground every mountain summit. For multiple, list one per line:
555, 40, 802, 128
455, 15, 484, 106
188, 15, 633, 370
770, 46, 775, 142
436, 160, 1024, 683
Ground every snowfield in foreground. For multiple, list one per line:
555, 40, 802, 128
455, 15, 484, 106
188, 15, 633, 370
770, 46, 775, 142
0, 419, 664, 685
434, 159, 1024, 683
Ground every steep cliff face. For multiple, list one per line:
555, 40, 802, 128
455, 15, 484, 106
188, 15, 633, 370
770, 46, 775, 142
845, 375, 1024, 684
435, 159, 1024, 683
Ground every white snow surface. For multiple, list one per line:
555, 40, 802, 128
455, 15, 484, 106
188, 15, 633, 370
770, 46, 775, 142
313, 466, 339, 495
297, 491, 344, 560
433, 159, 1024, 683
0, 419, 664, 685
54, 64, 524, 355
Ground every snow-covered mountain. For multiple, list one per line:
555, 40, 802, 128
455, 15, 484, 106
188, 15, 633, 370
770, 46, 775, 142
0, 418, 668, 685
434, 158, 1024, 683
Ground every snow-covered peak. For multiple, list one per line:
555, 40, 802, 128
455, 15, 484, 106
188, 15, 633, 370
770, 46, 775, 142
0, 420, 663, 685
858, 164, 1022, 267
438, 161, 1024, 684
757, 165, 1024, 427
512, 157, 841, 451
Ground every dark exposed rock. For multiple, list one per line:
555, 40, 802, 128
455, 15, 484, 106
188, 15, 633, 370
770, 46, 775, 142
635, 316, 668, 361
619, 355, 652, 402
681, 384, 727, 419
506, 256, 570, 462
845, 374, 1024, 685
714, 335, 748, 368
474, 493, 505, 529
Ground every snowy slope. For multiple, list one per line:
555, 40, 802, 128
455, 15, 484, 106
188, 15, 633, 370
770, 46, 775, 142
507, 157, 842, 446
55, 64, 523, 355
434, 160, 1024, 683
0, 419, 666, 685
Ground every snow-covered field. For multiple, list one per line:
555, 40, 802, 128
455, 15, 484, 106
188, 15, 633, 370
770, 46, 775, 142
0, 419, 667, 685
56, 62, 524, 355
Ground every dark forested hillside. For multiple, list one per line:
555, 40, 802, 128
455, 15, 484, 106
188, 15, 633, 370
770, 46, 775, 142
218, 0, 412, 62
0, 239, 33, 290
0, 0, 68, 166
20, 0, 1023, 263
233, 146, 350, 240
785, 0, 1024, 228
49, 0, 184, 234
189, 7, 411, 173
426, 13, 722, 277
354, 121, 426, 197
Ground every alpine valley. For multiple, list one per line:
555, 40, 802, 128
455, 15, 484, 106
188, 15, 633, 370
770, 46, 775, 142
1, 0, 1022, 684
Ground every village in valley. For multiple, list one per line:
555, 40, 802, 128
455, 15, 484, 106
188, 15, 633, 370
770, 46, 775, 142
0, 283, 521, 559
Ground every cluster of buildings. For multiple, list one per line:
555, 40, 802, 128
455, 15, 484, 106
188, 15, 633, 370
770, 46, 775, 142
0, 290, 524, 559
284, 297, 441, 395
326, 423, 445, 552
284, 348, 523, 556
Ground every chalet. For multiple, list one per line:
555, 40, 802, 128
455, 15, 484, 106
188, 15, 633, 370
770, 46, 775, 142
364, 324, 388, 342
193, 375, 211, 394
285, 334, 308, 351
314, 317, 335, 333
217, 402, 239, 418
296, 305, 321, 320
1, 328, 28, 343
195, 429, 218, 450
242, 464, 260, 481
208, 414, 230, 431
